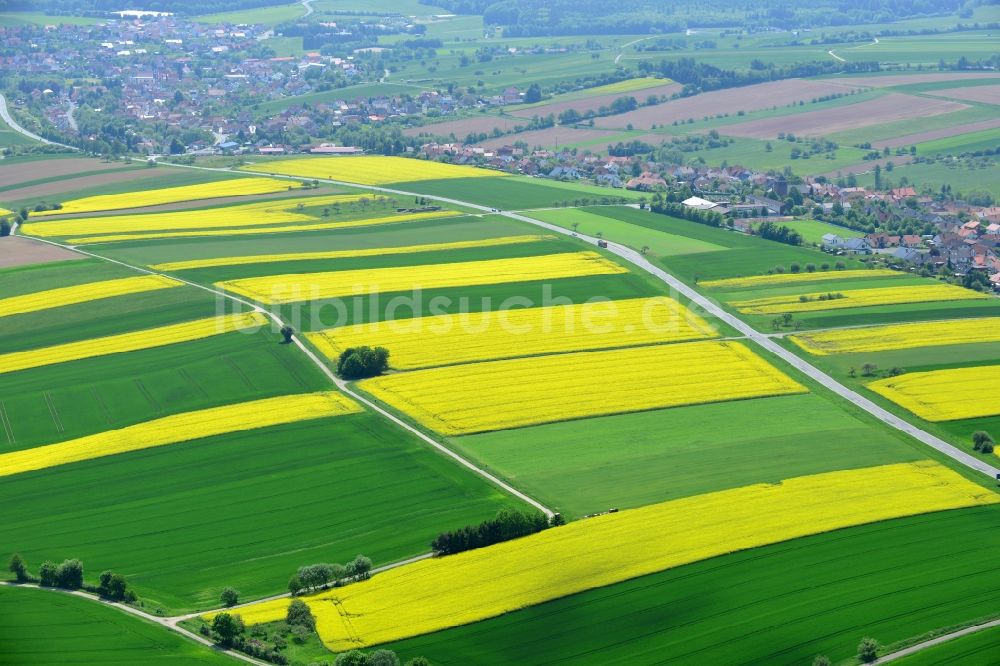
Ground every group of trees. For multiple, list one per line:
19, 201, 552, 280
754, 221, 804, 246
7, 553, 136, 602
972, 430, 995, 454
337, 346, 390, 380
649, 197, 726, 228
431, 506, 555, 555
288, 555, 373, 595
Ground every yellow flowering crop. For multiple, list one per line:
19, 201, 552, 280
359, 341, 805, 435
22, 194, 366, 239
150, 235, 553, 271
733, 284, 987, 315
310, 297, 718, 370
0, 207, 11, 217
791, 317, 1000, 355
869, 365, 1000, 421
0, 312, 266, 375
31, 177, 301, 217
0, 391, 360, 477
243, 156, 507, 185
218, 252, 627, 305
0, 275, 181, 318
64, 210, 462, 245
224, 461, 998, 650
701, 268, 902, 289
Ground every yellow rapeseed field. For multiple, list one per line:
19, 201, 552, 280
359, 341, 805, 434
31, 177, 301, 216
222, 461, 998, 650
243, 155, 507, 185
0, 275, 181, 318
0, 312, 266, 375
868, 365, 1000, 421
64, 210, 462, 245
22, 194, 366, 239
701, 268, 901, 289
732, 284, 987, 314
150, 235, 553, 271
218, 252, 628, 305
0, 391, 361, 477
790, 317, 1000, 355
310, 297, 718, 369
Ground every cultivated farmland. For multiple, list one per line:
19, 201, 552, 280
790, 317, 1000, 355
225, 461, 996, 650
242, 155, 506, 185
359, 341, 804, 435
0, 274, 181, 318
869, 365, 1000, 421
731, 283, 988, 314
701, 268, 902, 289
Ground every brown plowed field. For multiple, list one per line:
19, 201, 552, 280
592, 79, 872, 131
0, 235, 83, 268
927, 84, 1000, 105
0, 168, 167, 203
877, 118, 1000, 149
509, 82, 683, 119
826, 73, 1000, 88
721, 94, 967, 139
403, 115, 521, 139
0, 157, 136, 189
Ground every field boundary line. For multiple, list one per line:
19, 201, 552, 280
11, 211, 556, 520
873, 616, 1000, 664
0, 400, 14, 446
167, 161, 1000, 481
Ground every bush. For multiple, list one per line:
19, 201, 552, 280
858, 637, 880, 663
38, 561, 57, 587
286, 599, 316, 631
220, 587, 240, 607
8, 553, 28, 582
55, 559, 83, 590
98, 570, 129, 601
972, 430, 994, 451
211, 612, 245, 647
337, 346, 390, 379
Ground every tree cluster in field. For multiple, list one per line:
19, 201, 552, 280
754, 221, 803, 246
337, 346, 390, 380
7, 553, 137, 602
288, 554, 373, 595
336, 649, 429, 666
798, 292, 845, 303
973, 431, 995, 454
649, 197, 725, 228
431, 506, 555, 556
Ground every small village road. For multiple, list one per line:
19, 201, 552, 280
0, 93, 77, 149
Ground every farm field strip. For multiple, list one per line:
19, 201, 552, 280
217, 251, 627, 304
732, 284, 988, 314
0, 274, 181, 318
359, 340, 805, 435
702, 268, 902, 289
223, 461, 998, 650
150, 234, 555, 271
0, 391, 360, 477
65, 210, 464, 244
242, 155, 507, 185
31, 176, 301, 216
869, 365, 1000, 422
0, 311, 267, 375
790, 317, 1000, 355
21, 193, 369, 238
924, 83, 1000, 105
308, 296, 718, 369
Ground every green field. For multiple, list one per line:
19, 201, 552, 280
896, 626, 1000, 665
0, 586, 237, 665
781, 218, 865, 244
450, 393, 922, 517
856, 159, 1000, 199
396, 176, 642, 210
0, 11, 100, 26
390, 505, 1000, 665
1, 410, 516, 613
193, 2, 305, 25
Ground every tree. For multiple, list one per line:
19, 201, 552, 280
406, 659, 430, 666
336, 651, 369, 666
211, 612, 245, 647
98, 570, 129, 601
337, 346, 390, 380
55, 559, 84, 590
286, 598, 316, 630
813, 657, 831, 666
524, 83, 542, 104
369, 650, 401, 666
858, 637, 879, 663
861, 363, 877, 377
38, 561, 58, 587
280, 325, 294, 343
0, 220, 10, 237
288, 574, 302, 596
220, 587, 240, 607
972, 431, 994, 451
8, 553, 27, 582
347, 555, 373, 581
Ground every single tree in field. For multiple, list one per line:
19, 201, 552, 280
211, 612, 244, 647
848, 367, 857, 378
972, 431, 995, 451
641, 245, 650, 255
571, 222, 579, 233
857, 637, 880, 663
782, 313, 794, 327
8, 553, 27, 582
98, 570, 129, 601
812, 656, 831, 666
771, 318, 782, 331
220, 587, 239, 607
861, 363, 877, 377
280, 325, 294, 344
286, 598, 316, 630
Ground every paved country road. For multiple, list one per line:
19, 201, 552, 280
0, 93, 77, 149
